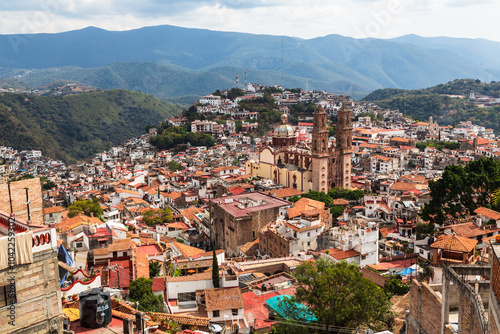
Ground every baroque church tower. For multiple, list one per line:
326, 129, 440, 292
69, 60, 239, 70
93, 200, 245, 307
332, 99, 352, 189
311, 105, 329, 193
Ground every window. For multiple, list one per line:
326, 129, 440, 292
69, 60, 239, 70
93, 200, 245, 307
0, 283, 16, 308
213, 310, 220, 318
307, 241, 311, 246
123, 252, 128, 257
76, 242, 83, 248
232, 308, 239, 316
307, 232, 310, 237
178, 292, 196, 303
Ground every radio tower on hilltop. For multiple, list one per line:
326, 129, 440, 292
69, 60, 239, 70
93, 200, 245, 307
244, 71, 248, 91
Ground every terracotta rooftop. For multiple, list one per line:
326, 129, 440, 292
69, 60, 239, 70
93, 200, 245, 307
430, 235, 477, 253
172, 241, 205, 259
42, 206, 65, 215
147, 312, 210, 327
181, 207, 204, 221
474, 207, 500, 221
264, 187, 304, 199
288, 197, 325, 219
321, 248, 361, 260
204, 287, 244, 311
447, 222, 500, 239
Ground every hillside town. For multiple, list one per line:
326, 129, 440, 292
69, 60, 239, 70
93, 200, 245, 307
2, 83, 500, 334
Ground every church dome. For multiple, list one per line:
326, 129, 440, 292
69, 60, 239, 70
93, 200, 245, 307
272, 113, 297, 148
274, 124, 295, 137
273, 114, 296, 138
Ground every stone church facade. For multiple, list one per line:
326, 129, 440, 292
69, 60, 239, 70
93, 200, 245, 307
245, 99, 352, 193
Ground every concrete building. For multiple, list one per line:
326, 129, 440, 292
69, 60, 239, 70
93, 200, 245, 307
260, 210, 325, 257
317, 218, 379, 267
209, 192, 291, 256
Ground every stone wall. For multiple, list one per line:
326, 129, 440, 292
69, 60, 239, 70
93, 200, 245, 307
0, 248, 63, 333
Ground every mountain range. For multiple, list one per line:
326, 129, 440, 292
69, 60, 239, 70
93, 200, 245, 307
1, 25, 500, 100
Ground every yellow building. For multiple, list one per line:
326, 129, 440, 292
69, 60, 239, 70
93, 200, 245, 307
246, 101, 353, 193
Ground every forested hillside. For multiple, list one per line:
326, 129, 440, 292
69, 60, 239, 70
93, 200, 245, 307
363, 79, 500, 132
0, 90, 181, 162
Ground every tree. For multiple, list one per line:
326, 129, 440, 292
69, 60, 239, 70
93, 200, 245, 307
421, 158, 500, 226
416, 222, 435, 240
330, 206, 345, 218
328, 187, 364, 201
183, 105, 199, 122
68, 198, 103, 218
166, 161, 183, 172
235, 120, 243, 133
212, 247, 220, 288
281, 259, 393, 331
149, 261, 161, 278
142, 208, 173, 227
128, 277, 164, 312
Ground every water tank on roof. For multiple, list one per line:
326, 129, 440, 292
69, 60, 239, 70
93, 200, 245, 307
79, 288, 112, 328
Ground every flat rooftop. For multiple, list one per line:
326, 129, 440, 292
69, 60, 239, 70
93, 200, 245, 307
210, 192, 290, 218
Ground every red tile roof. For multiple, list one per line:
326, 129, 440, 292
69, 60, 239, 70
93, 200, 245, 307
474, 207, 500, 221
430, 235, 477, 253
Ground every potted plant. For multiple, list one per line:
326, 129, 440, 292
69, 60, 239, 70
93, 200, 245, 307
61, 296, 67, 304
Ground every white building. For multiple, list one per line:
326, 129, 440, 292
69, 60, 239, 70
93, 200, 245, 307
191, 120, 218, 135
318, 219, 379, 267
199, 94, 222, 106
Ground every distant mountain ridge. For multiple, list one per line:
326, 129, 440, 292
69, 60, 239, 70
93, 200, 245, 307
1, 25, 500, 98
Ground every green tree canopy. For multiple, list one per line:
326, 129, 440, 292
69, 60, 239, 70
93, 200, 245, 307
280, 259, 393, 332
212, 247, 220, 288
421, 158, 500, 226
149, 261, 161, 278
328, 187, 364, 201
166, 161, 183, 172
142, 208, 173, 227
182, 105, 199, 122
68, 198, 103, 218
128, 277, 164, 312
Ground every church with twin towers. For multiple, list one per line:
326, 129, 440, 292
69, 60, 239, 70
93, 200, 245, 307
245, 97, 353, 193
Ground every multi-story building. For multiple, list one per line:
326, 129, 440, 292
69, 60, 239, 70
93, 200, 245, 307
317, 218, 379, 267
191, 120, 218, 135
209, 192, 291, 256
260, 210, 325, 257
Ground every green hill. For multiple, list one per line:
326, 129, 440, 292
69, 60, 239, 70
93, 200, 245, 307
362, 79, 500, 133
0, 89, 181, 162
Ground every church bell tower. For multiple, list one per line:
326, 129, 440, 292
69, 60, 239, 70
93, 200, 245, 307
334, 98, 353, 189
311, 105, 329, 193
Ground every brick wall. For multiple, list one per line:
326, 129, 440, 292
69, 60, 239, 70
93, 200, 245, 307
0, 178, 43, 225
408, 279, 441, 334
492, 252, 500, 306
362, 267, 389, 288
0, 248, 63, 333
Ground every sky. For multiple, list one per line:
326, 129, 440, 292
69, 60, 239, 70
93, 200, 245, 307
0, 0, 497, 41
